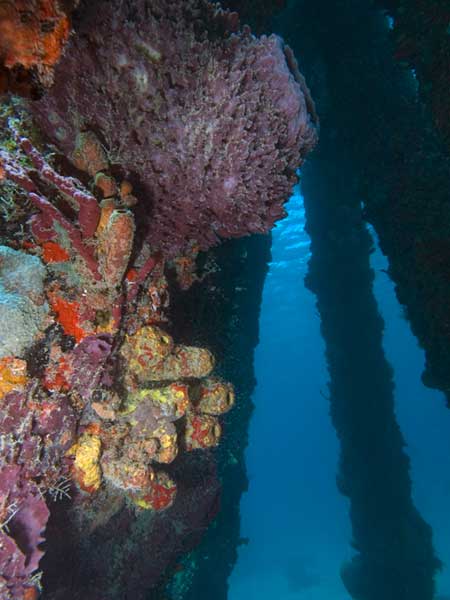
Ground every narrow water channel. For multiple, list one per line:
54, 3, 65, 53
228, 188, 450, 599
228, 186, 351, 599
369, 227, 450, 598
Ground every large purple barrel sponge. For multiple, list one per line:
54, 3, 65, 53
33, 0, 318, 256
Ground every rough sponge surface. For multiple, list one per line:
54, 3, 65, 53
0, 246, 48, 358
33, 0, 318, 256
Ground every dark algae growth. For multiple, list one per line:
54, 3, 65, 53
1, 0, 450, 599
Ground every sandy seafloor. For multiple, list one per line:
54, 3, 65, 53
228, 185, 450, 599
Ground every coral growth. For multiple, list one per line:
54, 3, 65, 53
0, 357, 28, 398
0, 245, 49, 358
121, 325, 215, 384
0, 126, 238, 596
0, 0, 78, 97
195, 377, 236, 415
32, 0, 318, 257
0, 130, 147, 335
185, 413, 222, 451
0, 2, 318, 595
68, 325, 233, 510
0, 372, 76, 599
70, 432, 102, 493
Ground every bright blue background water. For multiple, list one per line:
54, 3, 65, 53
228, 187, 450, 599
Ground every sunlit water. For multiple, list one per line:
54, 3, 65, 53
228, 185, 351, 599
228, 189, 450, 599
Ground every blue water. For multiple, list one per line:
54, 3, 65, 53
229, 186, 350, 599
228, 188, 450, 598
369, 226, 450, 598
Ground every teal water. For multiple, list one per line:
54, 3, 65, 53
369, 226, 450, 598
228, 188, 450, 598
229, 186, 351, 599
